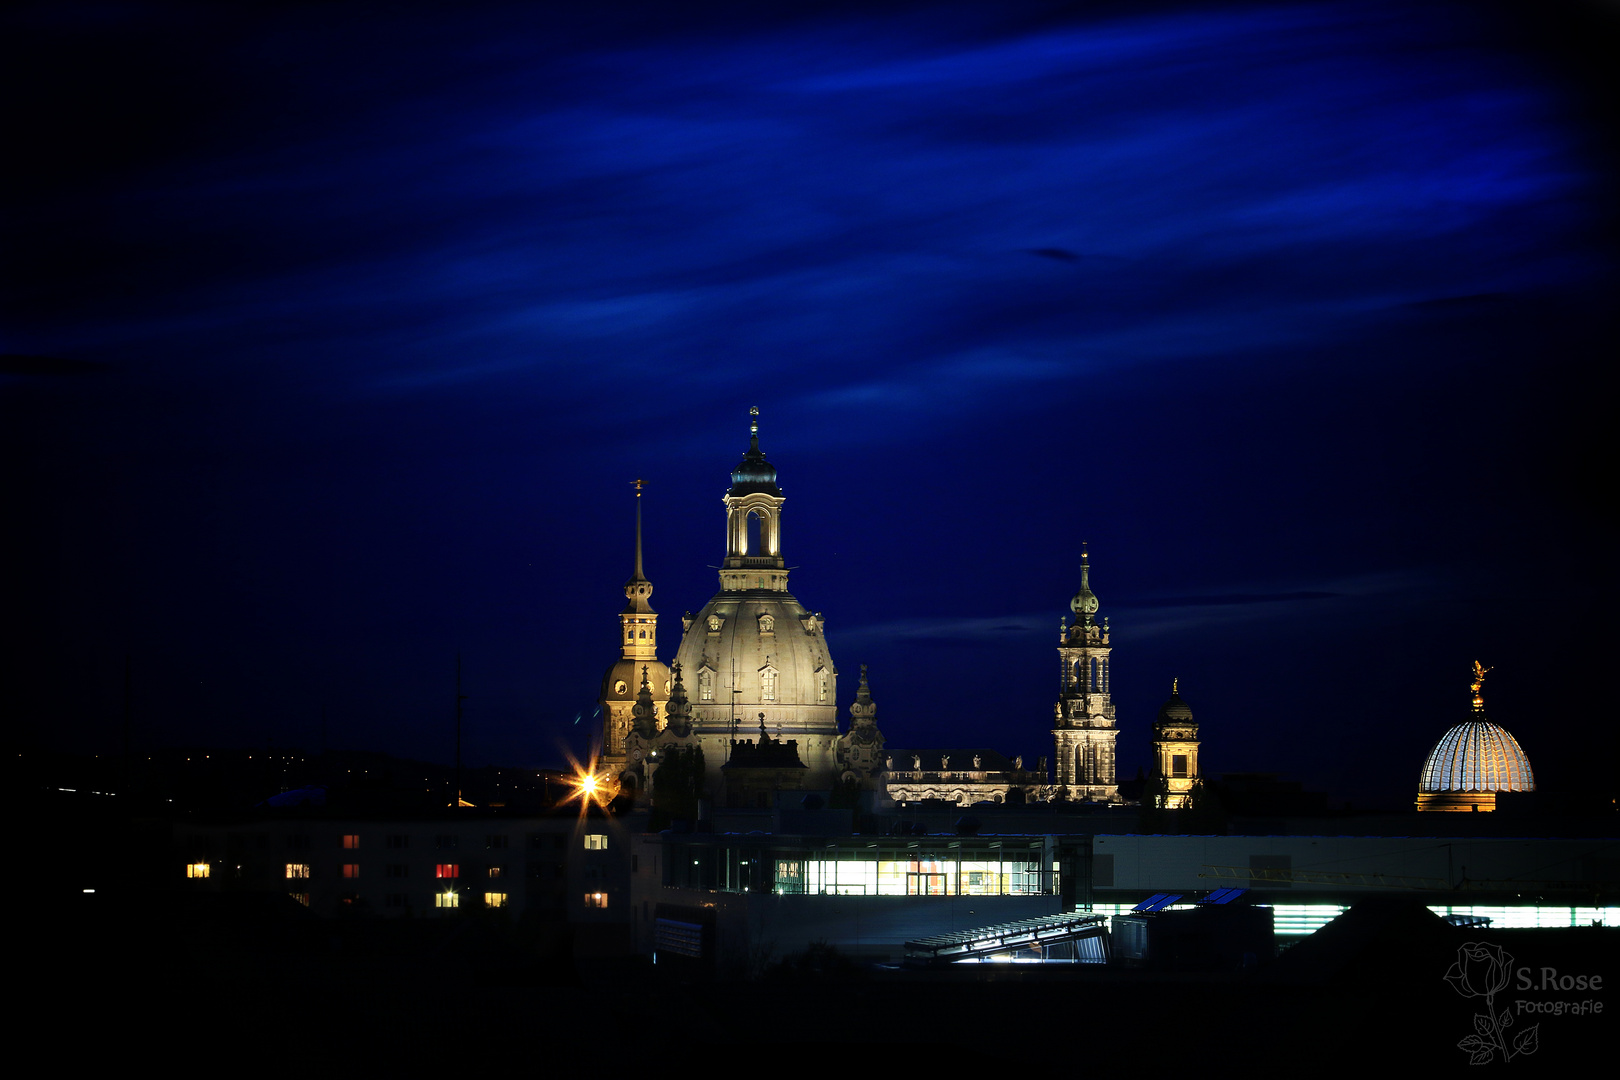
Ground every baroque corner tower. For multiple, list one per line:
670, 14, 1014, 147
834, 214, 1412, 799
1051, 545, 1120, 802
1150, 679, 1200, 809
598, 481, 669, 777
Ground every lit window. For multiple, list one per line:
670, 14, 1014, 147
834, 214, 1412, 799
342, 863, 360, 879
761, 668, 777, 703
435, 864, 460, 879
700, 669, 714, 702
342, 834, 360, 849
584, 834, 608, 851
485, 892, 508, 908
488, 866, 504, 879
186, 862, 210, 879
291, 893, 310, 907
435, 891, 459, 909
286, 863, 311, 880
708, 615, 721, 631
584, 892, 608, 909
818, 671, 828, 704
759, 614, 774, 632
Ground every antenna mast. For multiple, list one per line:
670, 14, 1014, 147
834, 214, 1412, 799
455, 653, 468, 807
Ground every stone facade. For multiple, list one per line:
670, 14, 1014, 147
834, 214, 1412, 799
1150, 682, 1200, 809
885, 748, 1043, 806
1050, 547, 1120, 802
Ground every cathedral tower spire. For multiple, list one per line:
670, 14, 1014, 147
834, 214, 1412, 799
1051, 544, 1120, 801
620, 479, 657, 660
599, 481, 670, 773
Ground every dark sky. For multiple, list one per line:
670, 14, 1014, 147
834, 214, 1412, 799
4, 1, 1614, 807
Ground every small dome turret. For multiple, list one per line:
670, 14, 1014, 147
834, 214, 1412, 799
1155, 680, 1195, 729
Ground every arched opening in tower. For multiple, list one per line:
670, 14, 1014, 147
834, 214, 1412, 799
746, 509, 763, 557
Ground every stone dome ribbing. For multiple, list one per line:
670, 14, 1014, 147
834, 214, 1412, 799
1419, 718, 1535, 793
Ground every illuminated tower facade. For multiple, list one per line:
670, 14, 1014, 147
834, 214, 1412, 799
598, 482, 669, 777
1150, 680, 1200, 809
673, 409, 841, 800
1051, 546, 1119, 801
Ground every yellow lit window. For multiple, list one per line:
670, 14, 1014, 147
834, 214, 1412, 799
584, 892, 608, 909
435, 891, 459, 909
186, 862, 210, 879
342, 834, 360, 849
484, 892, 507, 908
286, 863, 311, 880
584, 834, 607, 850
342, 863, 360, 879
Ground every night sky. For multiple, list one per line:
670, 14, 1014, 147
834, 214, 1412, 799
5, 1, 1614, 808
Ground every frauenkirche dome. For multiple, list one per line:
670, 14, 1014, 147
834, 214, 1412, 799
673, 408, 841, 794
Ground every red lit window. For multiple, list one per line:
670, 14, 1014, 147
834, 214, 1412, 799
435, 864, 459, 879
342, 863, 360, 879
342, 834, 360, 849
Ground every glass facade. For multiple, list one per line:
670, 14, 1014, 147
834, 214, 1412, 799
663, 839, 1054, 896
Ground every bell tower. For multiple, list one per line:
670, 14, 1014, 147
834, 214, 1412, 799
598, 481, 669, 774
1051, 545, 1119, 801
619, 480, 659, 663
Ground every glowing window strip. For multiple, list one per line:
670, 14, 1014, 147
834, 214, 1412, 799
1427, 905, 1617, 929
1083, 903, 1614, 935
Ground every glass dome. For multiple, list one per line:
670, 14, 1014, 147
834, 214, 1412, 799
1418, 720, 1535, 793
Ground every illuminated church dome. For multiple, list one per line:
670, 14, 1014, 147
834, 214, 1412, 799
1416, 662, 1534, 812
673, 408, 841, 800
